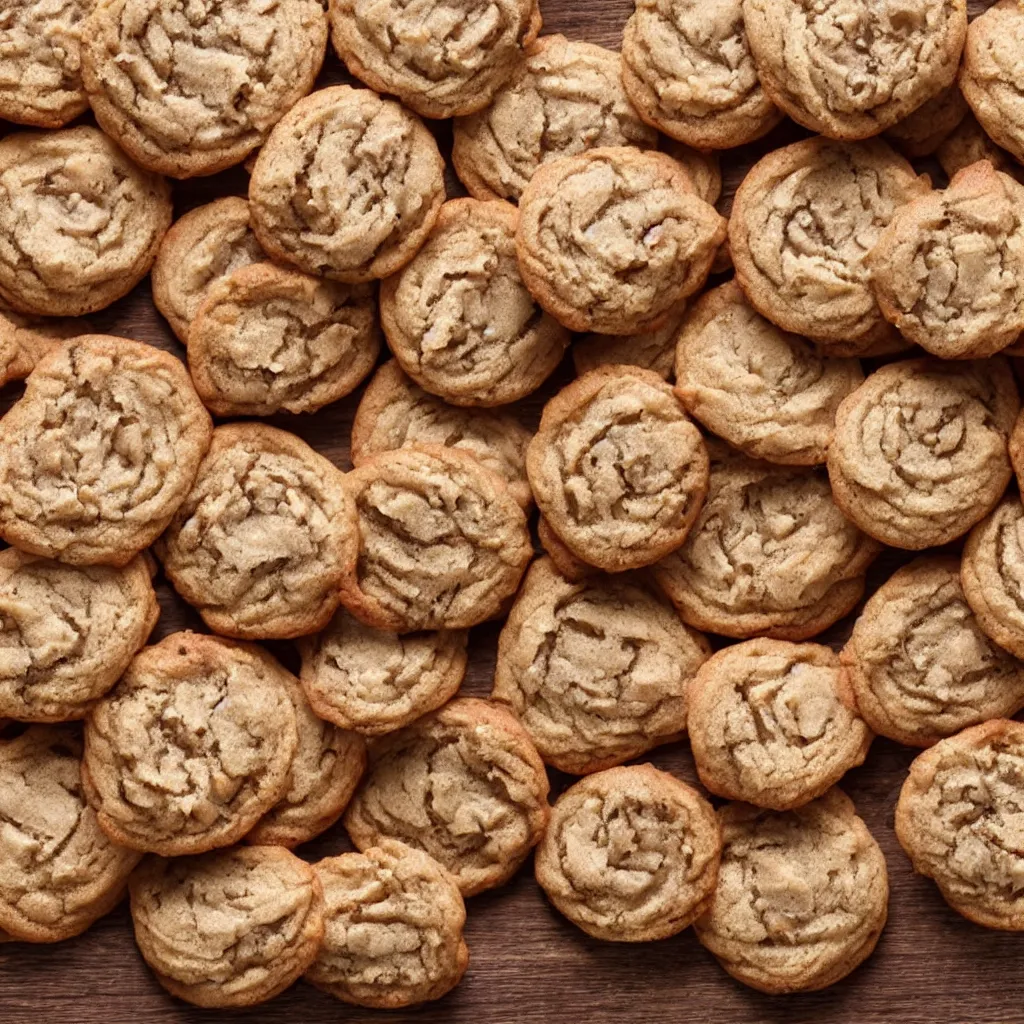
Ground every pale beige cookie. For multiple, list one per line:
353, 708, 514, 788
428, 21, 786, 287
0, 335, 212, 566
884, 83, 969, 158
663, 141, 722, 206
828, 358, 1018, 551
895, 719, 1024, 930
536, 515, 600, 582
937, 111, 1024, 182
674, 281, 863, 466
0, 726, 141, 943
83, 632, 298, 856
843, 557, 1024, 748
188, 263, 380, 417
0, 126, 171, 317
380, 199, 568, 406
344, 697, 550, 896
622, 0, 784, 148
130, 846, 324, 1007
492, 557, 710, 775
694, 790, 888, 994
82, 0, 327, 178
308, 841, 469, 1008
351, 360, 534, 510
744, 0, 967, 140
452, 35, 658, 204
534, 764, 720, 942
0, 301, 82, 388
653, 443, 880, 640
340, 446, 532, 633
298, 608, 468, 736
572, 305, 687, 382
249, 85, 446, 283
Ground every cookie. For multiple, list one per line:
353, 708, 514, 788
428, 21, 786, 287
674, 281, 863, 466
492, 558, 710, 774
895, 719, 1024, 930
328, 0, 540, 119
187, 262, 381, 417
151, 197, 264, 344
884, 83, 969, 158
343, 697, 550, 896
730, 137, 927, 354
340, 446, 532, 633
694, 790, 888, 993
572, 305, 687, 382
827, 358, 1018, 551
298, 608, 468, 736
516, 147, 725, 335
0, 335, 212, 566
0, 726, 141, 942
653, 443, 880, 640
937, 111, 1024, 182
744, 0, 967, 140
868, 161, 1024, 359
663, 141, 723, 206
249, 85, 446, 283
0, 126, 171, 317
0, 301, 82, 389
83, 632, 298, 855
157, 423, 358, 640
379, 199, 568, 406
308, 841, 469, 1008
843, 557, 1024, 749
82, 0, 327, 178
351, 360, 534, 510
622, 0, 783, 149
452, 35, 658, 204
534, 764, 720, 942
536, 515, 599, 582
129, 846, 324, 1007
527, 367, 709, 573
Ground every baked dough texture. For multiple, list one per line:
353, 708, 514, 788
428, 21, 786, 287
938, 110, 1024, 182
884, 83, 968, 158
573, 306, 686, 382
0, 302, 82, 389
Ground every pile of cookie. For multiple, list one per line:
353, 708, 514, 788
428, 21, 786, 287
2, 0, 1024, 1008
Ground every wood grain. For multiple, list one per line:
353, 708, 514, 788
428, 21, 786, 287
0, 2, 1016, 1022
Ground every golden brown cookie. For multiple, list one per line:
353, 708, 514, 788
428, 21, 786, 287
937, 111, 1024, 182
572, 305, 687, 382
0, 301, 82, 389
0, 335, 212, 566
249, 85, 446, 283
380, 199, 568, 406
83, 633, 298, 856
663, 141, 723, 206
884, 83, 969, 158
344, 697, 550, 896
534, 764, 720, 942
308, 841, 469, 1008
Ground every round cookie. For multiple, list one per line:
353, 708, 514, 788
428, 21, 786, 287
895, 719, 1024, 930
298, 608, 468, 736
344, 697, 550, 896
308, 841, 469, 1008
884, 83, 969, 158
82, 0, 327, 178
694, 790, 888, 994
534, 764, 721, 942
188, 263, 381, 417
83, 632, 298, 855
516, 147, 726, 335
328, 0, 540, 120
0, 335, 212, 567
129, 846, 324, 1007
843, 557, 1024, 749
351, 360, 534, 510
0, 726, 141, 942
653, 443, 880, 641
663, 141, 723, 206
0, 301, 82, 389
157, 423, 358, 640
674, 281, 863, 466
536, 514, 600, 583
527, 367, 709, 573
688, 640, 871, 809
380, 199, 568, 406
938, 111, 1024, 183
452, 35, 658, 204
730, 137, 928, 354
340, 446, 532, 633
151, 197, 264, 344
492, 557, 710, 774
249, 85, 446, 283
622, 0, 783, 149
827, 358, 1019, 551
0, 126, 171, 317
572, 305, 687, 382
744, 0, 967, 140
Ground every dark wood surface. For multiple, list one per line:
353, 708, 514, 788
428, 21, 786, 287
2, 2, 1019, 1022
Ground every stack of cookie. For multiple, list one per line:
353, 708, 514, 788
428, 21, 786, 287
4, 0, 1024, 1009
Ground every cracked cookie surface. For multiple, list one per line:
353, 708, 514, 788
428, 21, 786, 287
0, 301, 82, 389
884, 83, 968, 158
573, 305, 687, 382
